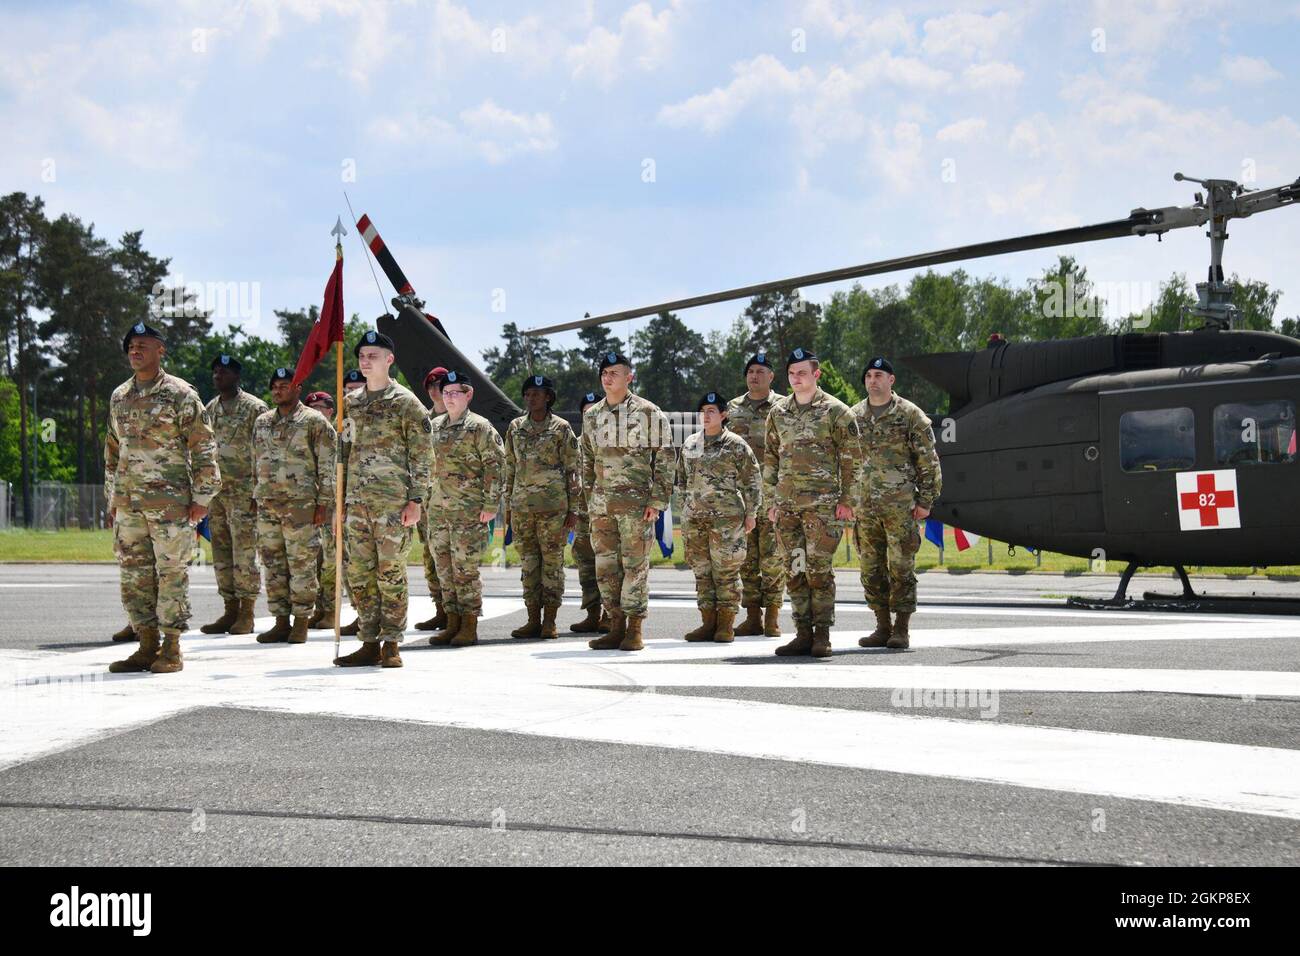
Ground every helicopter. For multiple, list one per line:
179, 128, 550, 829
513, 172, 1300, 611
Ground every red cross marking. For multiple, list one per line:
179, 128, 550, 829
1179, 473, 1236, 526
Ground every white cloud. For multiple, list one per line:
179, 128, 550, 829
657, 54, 814, 133
369, 100, 557, 164
936, 117, 988, 142
869, 120, 924, 190
1221, 54, 1282, 85
963, 61, 1024, 89
567, 1, 680, 85
921, 10, 1017, 59
801, 2, 915, 49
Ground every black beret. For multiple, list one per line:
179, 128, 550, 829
353, 329, 396, 358
785, 347, 817, 370
343, 369, 363, 384
598, 351, 631, 371
522, 374, 555, 394
268, 367, 293, 388
210, 354, 242, 373
442, 369, 470, 387
863, 356, 894, 378
580, 391, 600, 410
122, 321, 165, 353
698, 391, 726, 412
745, 352, 773, 372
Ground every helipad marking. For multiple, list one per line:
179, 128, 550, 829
1, 596, 1297, 819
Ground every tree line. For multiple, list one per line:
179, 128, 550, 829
3, 189, 1297, 526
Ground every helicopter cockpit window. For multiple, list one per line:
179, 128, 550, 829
1119, 407, 1195, 472
1214, 401, 1296, 466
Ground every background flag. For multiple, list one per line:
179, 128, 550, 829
924, 517, 945, 550
655, 504, 674, 558
291, 253, 345, 387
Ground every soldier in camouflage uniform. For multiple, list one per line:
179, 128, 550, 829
764, 348, 860, 658
199, 354, 266, 636
504, 375, 577, 640
427, 370, 505, 648
105, 322, 220, 675
726, 352, 785, 638
415, 367, 450, 632
676, 392, 761, 643
330, 369, 366, 635
304, 390, 344, 628
851, 357, 942, 650
252, 369, 336, 645
568, 391, 608, 634
334, 332, 432, 668
581, 352, 675, 652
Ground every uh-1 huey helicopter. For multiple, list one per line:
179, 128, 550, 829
516, 172, 1300, 612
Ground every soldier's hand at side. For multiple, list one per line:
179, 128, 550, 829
478, 510, 495, 524
563, 511, 576, 531
767, 506, 779, 524
643, 506, 659, 523
313, 505, 327, 527
912, 505, 931, 520
105, 510, 115, 530
744, 515, 757, 534
835, 503, 855, 522
400, 501, 421, 527
189, 503, 208, 524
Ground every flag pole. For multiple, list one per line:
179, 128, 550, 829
333, 238, 345, 660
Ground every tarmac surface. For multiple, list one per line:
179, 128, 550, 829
0, 563, 1297, 866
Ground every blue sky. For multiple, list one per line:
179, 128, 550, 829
3, 0, 1298, 364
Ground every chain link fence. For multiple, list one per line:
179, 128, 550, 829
2, 482, 108, 530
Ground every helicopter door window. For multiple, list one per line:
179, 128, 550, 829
1119, 407, 1195, 472
1214, 401, 1296, 466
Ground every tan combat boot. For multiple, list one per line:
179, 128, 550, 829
110, 623, 136, 643
450, 614, 479, 647
569, 603, 602, 633
511, 606, 542, 639
429, 611, 461, 646
763, 605, 782, 637
230, 598, 256, 635
288, 616, 309, 644
887, 611, 911, 649
200, 599, 238, 634
380, 641, 403, 668
859, 607, 892, 647
415, 602, 446, 631
257, 615, 291, 644
307, 605, 332, 629
775, 622, 814, 656
334, 641, 381, 667
338, 617, 360, 637
540, 606, 559, 639
109, 627, 160, 673
733, 603, 763, 636
684, 608, 717, 642
588, 609, 625, 649
150, 631, 184, 673
619, 615, 645, 651
714, 608, 736, 644
811, 625, 833, 658
597, 609, 611, 633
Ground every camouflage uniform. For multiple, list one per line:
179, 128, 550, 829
252, 403, 335, 617
418, 407, 445, 608
341, 382, 432, 643
763, 388, 860, 627
726, 392, 785, 607
429, 409, 505, 617
851, 394, 942, 614
581, 393, 675, 618
105, 371, 220, 632
203, 389, 267, 603
504, 413, 578, 610
570, 439, 600, 612
676, 428, 760, 611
